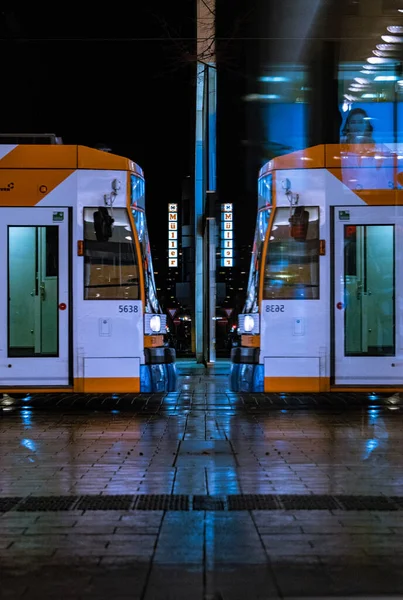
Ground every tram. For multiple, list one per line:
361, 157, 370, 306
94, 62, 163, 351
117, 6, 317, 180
0, 136, 176, 394
230, 143, 403, 393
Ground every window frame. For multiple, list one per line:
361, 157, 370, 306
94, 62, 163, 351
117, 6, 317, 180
83, 207, 141, 301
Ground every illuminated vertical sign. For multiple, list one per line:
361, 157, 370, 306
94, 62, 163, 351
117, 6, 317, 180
168, 203, 178, 267
221, 203, 233, 267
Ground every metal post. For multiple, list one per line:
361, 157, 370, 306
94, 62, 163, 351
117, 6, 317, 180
204, 216, 216, 365
195, 0, 216, 363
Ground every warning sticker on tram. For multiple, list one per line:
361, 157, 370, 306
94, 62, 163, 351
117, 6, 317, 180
339, 210, 350, 221
53, 211, 64, 222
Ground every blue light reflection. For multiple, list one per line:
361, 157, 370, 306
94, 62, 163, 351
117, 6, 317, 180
20, 409, 32, 428
21, 439, 36, 452
363, 438, 378, 460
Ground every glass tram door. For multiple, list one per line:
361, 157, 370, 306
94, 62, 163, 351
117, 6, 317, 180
0, 208, 70, 386
334, 205, 403, 386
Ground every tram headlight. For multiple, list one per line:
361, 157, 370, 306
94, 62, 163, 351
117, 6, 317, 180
244, 315, 254, 332
149, 315, 161, 333
145, 313, 167, 334
238, 313, 260, 335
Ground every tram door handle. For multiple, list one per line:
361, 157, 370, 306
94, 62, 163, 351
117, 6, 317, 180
40, 282, 46, 301
356, 283, 363, 300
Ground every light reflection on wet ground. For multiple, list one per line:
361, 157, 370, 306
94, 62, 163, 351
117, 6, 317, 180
2, 360, 403, 598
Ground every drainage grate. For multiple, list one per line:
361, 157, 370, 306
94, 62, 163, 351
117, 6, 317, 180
0, 497, 21, 512
228, 494, 278, 510
390, 496, 403, 510
279, 494, 340, 511
76, 495, 134, 511
17, 496, 77, 512
135, 494, 189, 511
334, 495, 398, 511
2, 494, 403, 513
193, 495, 225, 511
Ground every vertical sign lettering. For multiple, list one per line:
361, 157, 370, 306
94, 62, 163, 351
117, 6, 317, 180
168, 203, 178, 267
221, 203, 234, 267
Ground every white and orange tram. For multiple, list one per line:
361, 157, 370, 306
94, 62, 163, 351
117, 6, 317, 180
0, 136, 176, 395
231, 143, 403, 393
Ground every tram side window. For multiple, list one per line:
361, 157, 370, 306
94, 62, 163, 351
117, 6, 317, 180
83, 208, 140, 300
263, 207, 320, 300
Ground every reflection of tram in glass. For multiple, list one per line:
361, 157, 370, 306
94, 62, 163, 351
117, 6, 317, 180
0, 138, 176, 394
231, 143, 403, 393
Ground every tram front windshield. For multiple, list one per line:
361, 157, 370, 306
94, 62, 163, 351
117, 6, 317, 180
132, 207, 161, 314
244, 207, 271, 312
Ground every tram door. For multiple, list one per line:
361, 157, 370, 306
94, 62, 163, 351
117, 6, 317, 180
0, 208, 70, 386
334, 206, 403, 385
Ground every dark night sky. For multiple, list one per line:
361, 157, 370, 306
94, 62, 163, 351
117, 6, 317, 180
0, 2, 195, 244
216, 1, 261, 247
0, 2, 258, 251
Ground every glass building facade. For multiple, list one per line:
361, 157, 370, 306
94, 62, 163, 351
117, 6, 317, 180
217, 0, 403, 187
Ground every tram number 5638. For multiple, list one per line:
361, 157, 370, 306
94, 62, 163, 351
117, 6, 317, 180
266, 305, 285, 313
118, 305, 139, 313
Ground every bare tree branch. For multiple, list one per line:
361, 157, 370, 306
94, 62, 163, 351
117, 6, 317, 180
199, 0, 216, 17
146, 2, 255, 83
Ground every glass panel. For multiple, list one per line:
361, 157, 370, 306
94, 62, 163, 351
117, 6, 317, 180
8, 226, 58, 357
344, 224, 395, 356
39, 227, 58, 355
257, 65, 308, 160
263, 207, 319, 300
258, 175, 272, 209
84, 208, 140, 300
321, 0, 359, 13
382, 0, 403, 14
45, 227, 58, 277
130, 174, 145, 209
132, 208, 161, 313
338, 62, 398, 144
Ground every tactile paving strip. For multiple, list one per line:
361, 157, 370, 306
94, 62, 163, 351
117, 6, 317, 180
1, 494, 403, 512
75, 495, 134, 511
17, 496, 77, 512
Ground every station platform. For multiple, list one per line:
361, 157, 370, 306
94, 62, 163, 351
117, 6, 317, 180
1, 359, 403, 599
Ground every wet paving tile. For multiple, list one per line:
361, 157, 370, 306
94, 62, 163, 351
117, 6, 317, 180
2, 360, 403, 597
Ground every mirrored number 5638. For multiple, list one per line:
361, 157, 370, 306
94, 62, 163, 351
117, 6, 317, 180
119, 305, 139, 313
266, 305, 285, 313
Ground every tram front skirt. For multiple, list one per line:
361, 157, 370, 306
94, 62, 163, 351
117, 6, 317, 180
141, 347, 177, 392
229, 347, 264, 393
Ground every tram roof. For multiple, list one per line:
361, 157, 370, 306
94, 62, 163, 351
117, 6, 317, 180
259, 143, 403, 178
0, 144, 144, 177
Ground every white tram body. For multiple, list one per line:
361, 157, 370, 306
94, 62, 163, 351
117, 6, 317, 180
0, 141, 176, 394
231, 143, 403, 393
